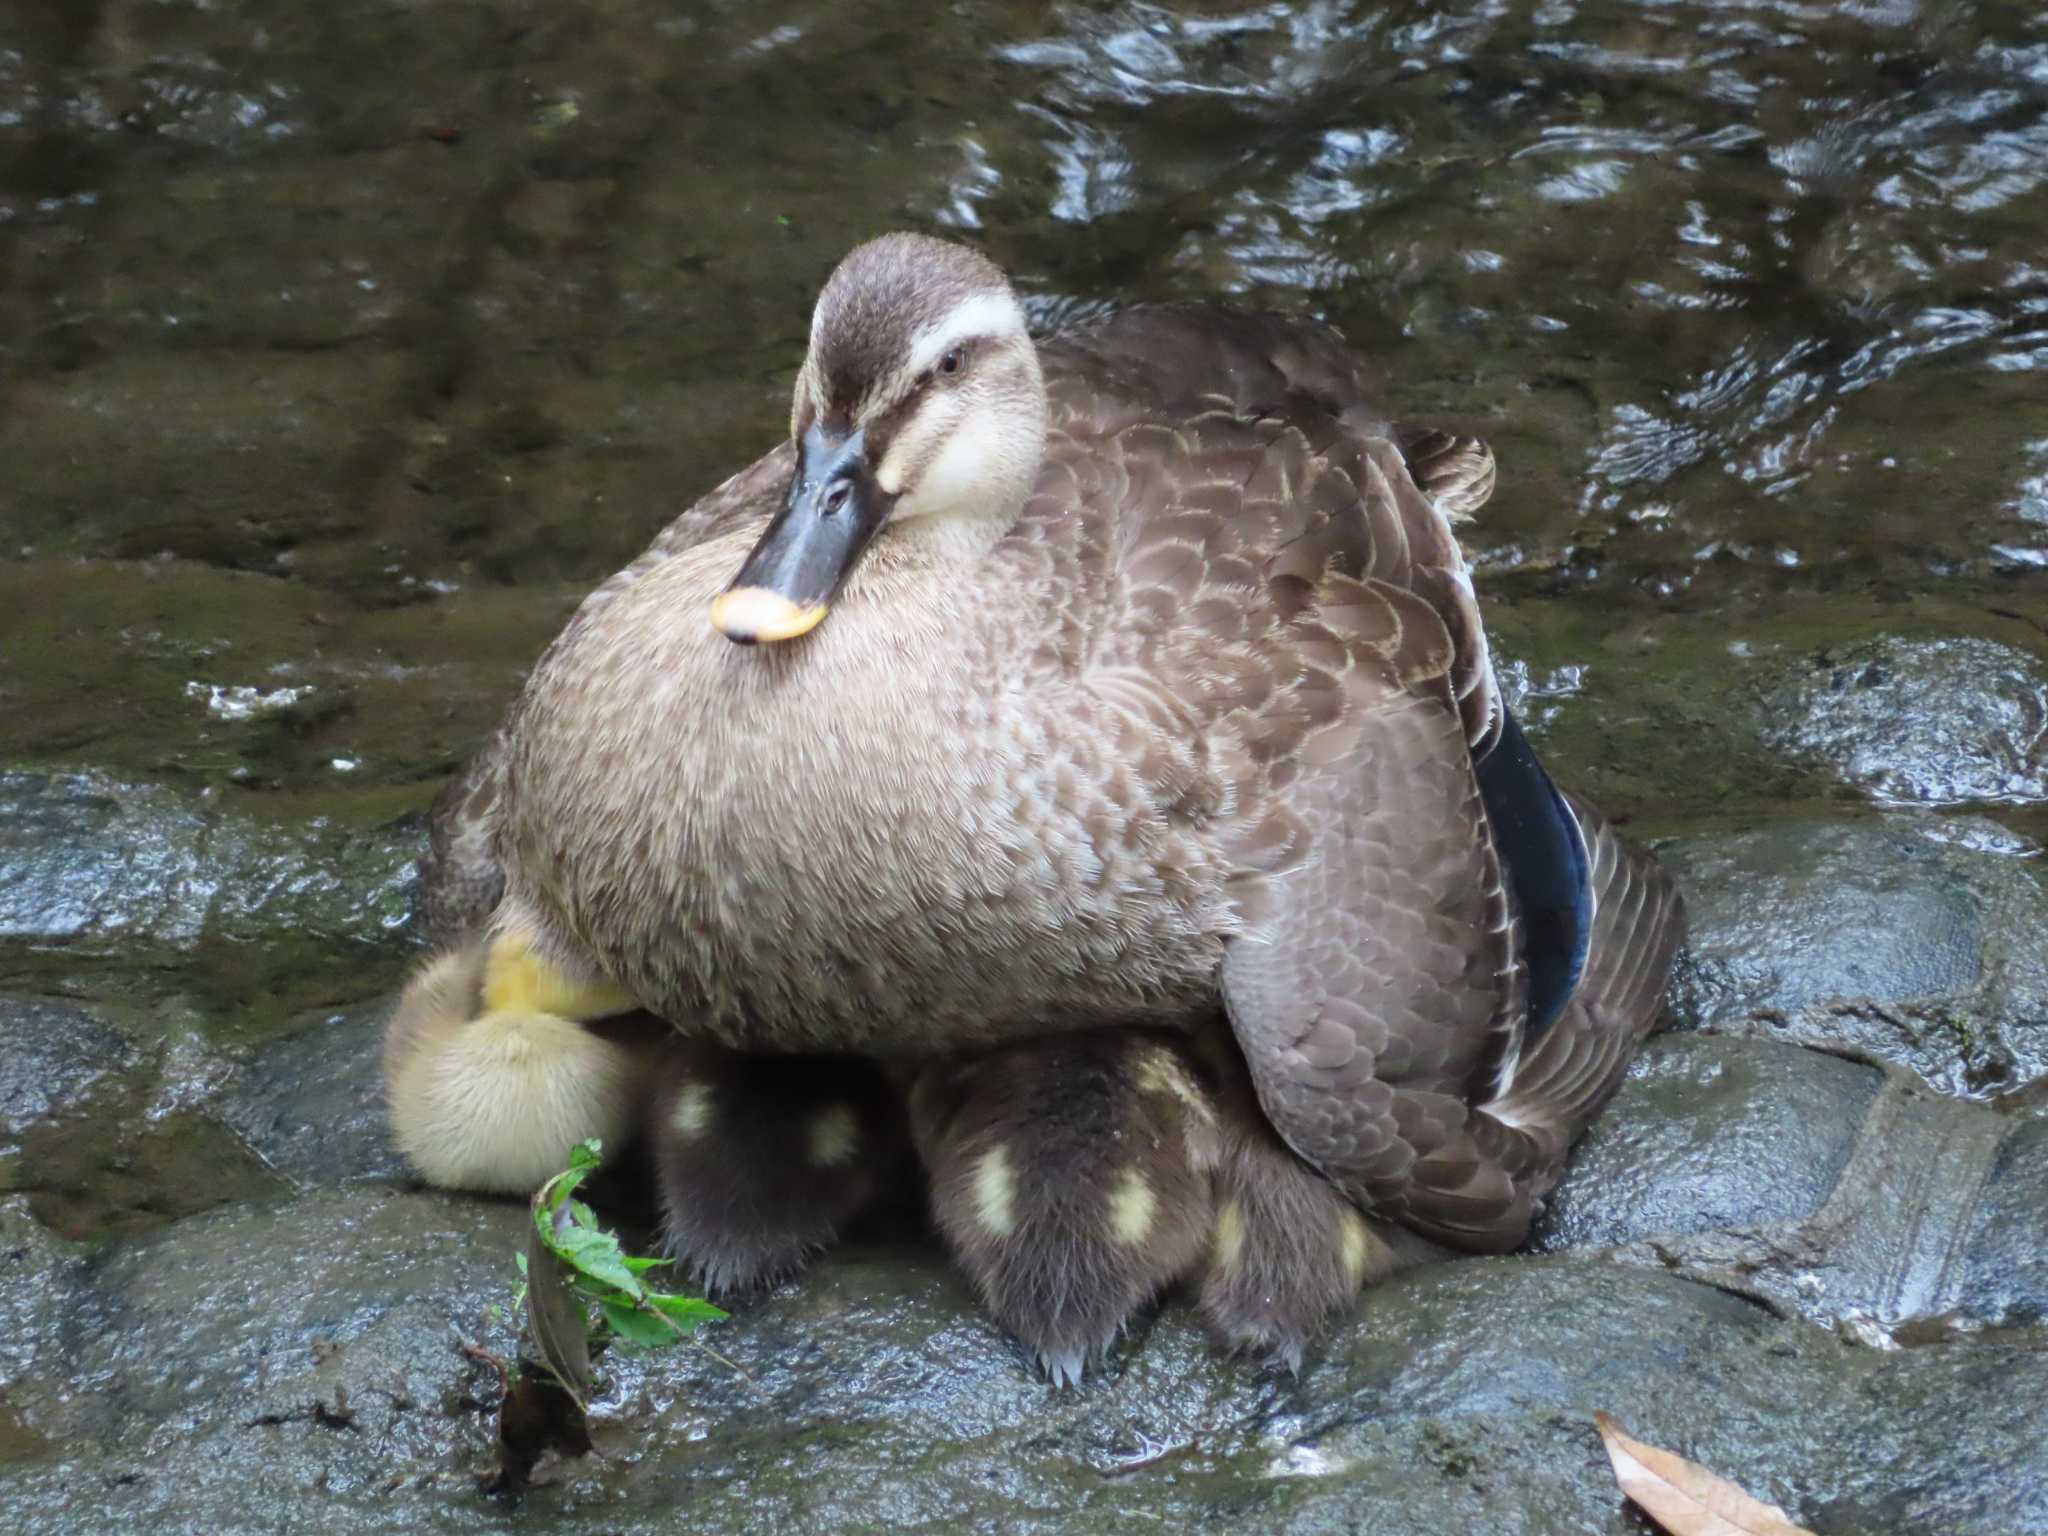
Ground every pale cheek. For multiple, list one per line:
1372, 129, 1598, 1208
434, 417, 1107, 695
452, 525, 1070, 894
891, 408, 1010, 519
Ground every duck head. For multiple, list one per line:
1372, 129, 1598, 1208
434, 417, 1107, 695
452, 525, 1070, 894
711, 234, 1049, 644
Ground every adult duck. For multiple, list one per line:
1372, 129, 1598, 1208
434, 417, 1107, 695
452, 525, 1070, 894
385, 233, 1684, 1379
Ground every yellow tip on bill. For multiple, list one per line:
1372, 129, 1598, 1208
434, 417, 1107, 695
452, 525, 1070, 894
710, 586, 829, 644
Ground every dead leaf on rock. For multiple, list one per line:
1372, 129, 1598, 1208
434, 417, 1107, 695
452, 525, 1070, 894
524, 1208, 593, 1406
1594, 1412, 1816, 1536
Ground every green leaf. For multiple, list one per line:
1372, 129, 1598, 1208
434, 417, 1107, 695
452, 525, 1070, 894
600, 1299, 682, 1351
512, 1138, 721, 1391
533, 1140, 604, 1221
534, 1161, 594, 1224
549, 1222, 645, 1299
649, 1292, 726, 1330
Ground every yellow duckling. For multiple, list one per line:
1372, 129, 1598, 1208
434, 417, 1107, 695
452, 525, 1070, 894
383, 917, 650, 1194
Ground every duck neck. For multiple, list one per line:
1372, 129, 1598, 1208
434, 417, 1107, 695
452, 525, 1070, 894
882, 499, 1019, 572
853, 432, 1042, 615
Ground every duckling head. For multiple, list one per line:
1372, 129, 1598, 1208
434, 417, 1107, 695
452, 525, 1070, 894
712, 233, 1048, 644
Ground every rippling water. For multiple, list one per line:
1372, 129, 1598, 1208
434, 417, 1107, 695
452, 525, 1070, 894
1, 0, 2044, 861
975, 0, 2048, 591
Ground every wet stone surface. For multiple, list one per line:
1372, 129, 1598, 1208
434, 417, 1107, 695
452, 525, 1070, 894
0, 1228, 2043, 1535
4, 0, 2048, 1530
1665, 814, 2048, 1099
1757, 636, 2048, 809
218, 1003, 401, 1190
1532, 1037, 1885, 1252
1533, 1034, 2045, 1337
0, 997, 132, 1142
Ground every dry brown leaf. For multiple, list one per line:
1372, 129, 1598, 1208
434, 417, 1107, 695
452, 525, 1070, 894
523, 1204, 593, 1405
1594, 1411, 1816, 1536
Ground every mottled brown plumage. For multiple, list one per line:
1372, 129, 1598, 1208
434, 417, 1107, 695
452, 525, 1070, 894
389, 232, 1683, 1376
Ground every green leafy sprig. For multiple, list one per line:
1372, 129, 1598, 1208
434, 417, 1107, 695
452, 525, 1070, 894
517, 1139, 725, 1408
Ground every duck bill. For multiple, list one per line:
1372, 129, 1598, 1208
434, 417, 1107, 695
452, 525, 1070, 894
711, 423, 891, 645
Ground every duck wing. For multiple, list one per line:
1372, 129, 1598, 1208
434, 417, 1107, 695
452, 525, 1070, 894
1037, 311, 1627, 1249
1394, 425, 1497, 520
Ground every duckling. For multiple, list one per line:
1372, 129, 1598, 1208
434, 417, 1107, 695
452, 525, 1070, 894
386, 231, 1684, 1375
1191, 1023, 1442, 1370
649, 1042, 911, 1294
909, 1031, 1223, 1384
382, 919, 654, 1194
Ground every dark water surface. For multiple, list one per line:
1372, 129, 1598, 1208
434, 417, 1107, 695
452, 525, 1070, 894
6, 2, 2044, 808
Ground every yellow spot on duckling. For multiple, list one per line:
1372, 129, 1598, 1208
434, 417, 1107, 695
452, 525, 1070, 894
481, 930, 634, 1023
670, 1082, 713, 1139
809, 1105, 859, 1167
1108, 1166, 1156, 1245
974, 1146, 1017, 1236
1213, 1198, 1246, 1273
1339, 1209, 1390, 1290
1133, 1046, 1216, 1130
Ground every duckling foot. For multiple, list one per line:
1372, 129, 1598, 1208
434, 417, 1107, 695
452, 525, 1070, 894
909, 1032, 1221, 1384
651, 1047, 906, 1296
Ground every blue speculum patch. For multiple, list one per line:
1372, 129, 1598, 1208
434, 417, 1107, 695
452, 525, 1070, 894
1474, 706, 1593, 1050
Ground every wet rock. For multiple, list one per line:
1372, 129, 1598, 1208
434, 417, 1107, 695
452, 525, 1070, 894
0, 998, 291, 1244
63, 1187, 518, 1445
1535, 1036, 1883, 1249
0, 771, 212, 947
0, 1195, 81, 1430
0, 771, 416, 951
1, 1237, 2042, 1534
1664, 815, 2048, 1097
1534, 1035, 2039, 1336
0, 770, 420, 1038
16, 1088, 291, 1245
0, 1185, 520, 1517
0, 997, 132, 1143
1956, 1118, 2048, 1330
220, 1002, 402, 1187
1756, 636, 2048, 808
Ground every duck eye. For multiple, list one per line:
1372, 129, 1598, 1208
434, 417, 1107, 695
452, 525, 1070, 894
939, 347, 964, 376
